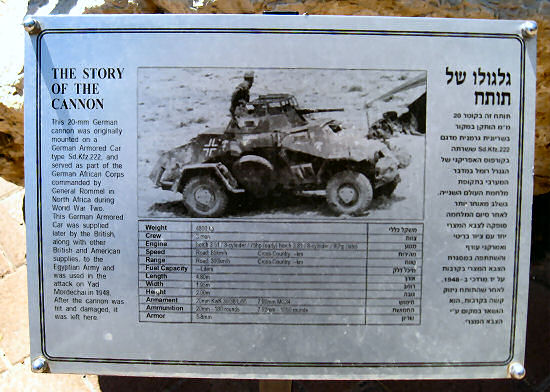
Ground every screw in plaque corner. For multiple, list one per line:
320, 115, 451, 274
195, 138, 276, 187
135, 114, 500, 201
22, 16, 41, 34
521, 21, 537, 38
508, 362, 526, 380
31, 356, 49, 373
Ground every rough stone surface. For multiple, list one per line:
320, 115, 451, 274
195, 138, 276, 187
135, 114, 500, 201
0, 356, 7, 374
81, 0, 159, 14
0, 190, 26, 268
0, 266, 29, 364
154, 0, 192, 12
27, 0, 159, 15
0, 176, 20, 199
0, 180, 23, 278
0, 250, 13, 278
0, 357, 92, 392
0, 0, 26, 186
84, 374, 103, 392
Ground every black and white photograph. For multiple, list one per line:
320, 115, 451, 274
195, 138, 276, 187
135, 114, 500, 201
137, 68, 426, 219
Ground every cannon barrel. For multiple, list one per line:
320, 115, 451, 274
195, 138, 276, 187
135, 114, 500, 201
296, 108, 344, 115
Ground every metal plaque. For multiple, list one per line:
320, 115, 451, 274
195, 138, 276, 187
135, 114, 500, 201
24, 14, 536, 379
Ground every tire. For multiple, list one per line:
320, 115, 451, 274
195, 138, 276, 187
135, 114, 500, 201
375, 179, 399, 198
326, 171, 373, 216
232, 155, 274, 198
182, 176, 229, 218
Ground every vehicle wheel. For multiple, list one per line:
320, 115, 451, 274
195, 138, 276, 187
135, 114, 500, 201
375, 179, 399, 198
232, 155, 274, 198
326, 171, 373, 216
182, 176, 228, 218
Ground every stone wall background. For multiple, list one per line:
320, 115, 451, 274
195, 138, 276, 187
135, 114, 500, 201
0, 0, 548, 194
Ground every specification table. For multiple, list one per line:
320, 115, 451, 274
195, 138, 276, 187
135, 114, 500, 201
138, 221, 423, 325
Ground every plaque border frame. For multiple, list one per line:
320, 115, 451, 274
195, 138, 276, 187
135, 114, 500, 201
33, 26, 526, 369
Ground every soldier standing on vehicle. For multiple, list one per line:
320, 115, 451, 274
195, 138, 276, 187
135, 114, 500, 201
229, 71, 254, 126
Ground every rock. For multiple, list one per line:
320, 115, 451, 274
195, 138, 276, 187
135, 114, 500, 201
0, 103, 24, 186
153, 0, 193, 13
27, 0, 159, 15
1, 0, 549, 193
0, 0, 26, 185
82, 0, 159, 14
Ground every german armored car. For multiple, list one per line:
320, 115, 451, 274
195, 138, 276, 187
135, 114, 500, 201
150, 94, 404, 217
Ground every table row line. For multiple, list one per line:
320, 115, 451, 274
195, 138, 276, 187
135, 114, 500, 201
139, 305, 419, 314
138, 222, 424, 235
138, 266, 420, 274
138, 233, 423, 241
138, 277, 420, 285
138, 312, 420, 325
138, 287, 421, 297
139, 243, 421, 251
138, 262, 420, 268
140, 297, 420, 306
138, 252, 423, 260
